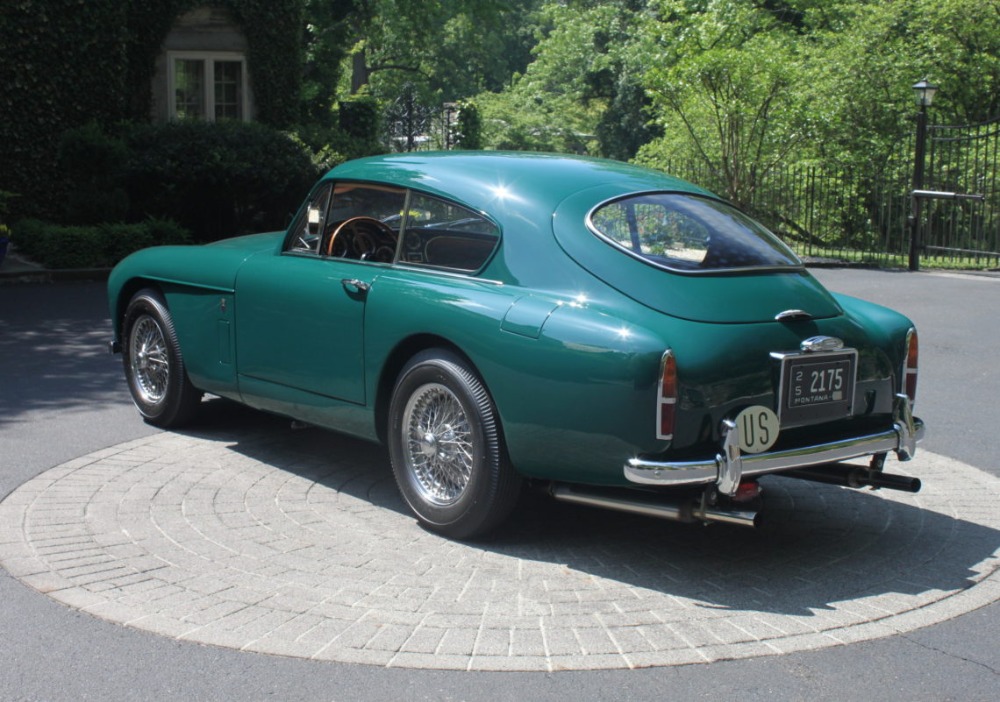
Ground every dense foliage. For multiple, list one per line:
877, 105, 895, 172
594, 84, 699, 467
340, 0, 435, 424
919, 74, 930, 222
469, 0, 1000, 203
3, 0, 999, 265
0, 0, 129, 220
0, 0, 303, 220
11, 218, 190, 270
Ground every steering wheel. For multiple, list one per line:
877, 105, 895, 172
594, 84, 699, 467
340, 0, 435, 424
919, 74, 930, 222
325, 217, 396, 260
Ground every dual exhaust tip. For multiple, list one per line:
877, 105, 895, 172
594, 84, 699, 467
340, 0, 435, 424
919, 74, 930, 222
550, 483, 761, 529
550, 463, 920, 528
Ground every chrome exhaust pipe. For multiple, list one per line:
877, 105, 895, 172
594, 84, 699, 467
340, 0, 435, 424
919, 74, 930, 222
550, 484, 760, 528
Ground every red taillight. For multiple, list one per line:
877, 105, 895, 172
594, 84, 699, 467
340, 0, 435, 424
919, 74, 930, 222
904, 328, 918, 404
657, 350, 676, 440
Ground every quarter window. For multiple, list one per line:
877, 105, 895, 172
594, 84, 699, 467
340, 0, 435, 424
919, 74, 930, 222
287, 184, 334, 253
400, 193, 499, 272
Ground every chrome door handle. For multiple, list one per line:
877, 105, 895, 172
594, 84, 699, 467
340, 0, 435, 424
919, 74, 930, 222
341, 278, 370, 294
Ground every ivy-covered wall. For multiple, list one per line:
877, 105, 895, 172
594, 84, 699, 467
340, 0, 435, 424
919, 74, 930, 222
0, 0, 130, 217
0, 0, 304, 218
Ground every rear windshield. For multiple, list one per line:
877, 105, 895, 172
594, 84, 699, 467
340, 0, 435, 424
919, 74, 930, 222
589, 193, 801, 273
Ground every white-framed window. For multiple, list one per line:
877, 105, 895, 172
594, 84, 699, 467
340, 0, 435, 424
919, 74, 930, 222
167, 51, 248, 122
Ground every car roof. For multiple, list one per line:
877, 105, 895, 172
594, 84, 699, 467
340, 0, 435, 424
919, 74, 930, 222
324, 152, 714, 217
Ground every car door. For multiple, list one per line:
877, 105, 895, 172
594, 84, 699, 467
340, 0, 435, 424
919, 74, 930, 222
234, 254, 374, 404
233, 181, 405, 405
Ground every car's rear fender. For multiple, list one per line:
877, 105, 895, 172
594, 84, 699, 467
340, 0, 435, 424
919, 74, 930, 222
364, 273, 673, 484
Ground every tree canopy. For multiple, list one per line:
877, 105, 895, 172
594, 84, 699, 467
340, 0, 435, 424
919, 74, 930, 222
391, 0, 999, 201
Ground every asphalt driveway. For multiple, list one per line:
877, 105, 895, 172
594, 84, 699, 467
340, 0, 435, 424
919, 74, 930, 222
0, 270, 997, 701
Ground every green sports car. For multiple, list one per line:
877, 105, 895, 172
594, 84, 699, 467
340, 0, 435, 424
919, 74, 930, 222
108, 152, 924, 538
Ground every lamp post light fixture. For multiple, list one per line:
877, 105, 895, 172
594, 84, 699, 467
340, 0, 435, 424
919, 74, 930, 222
912, 79, 938, 108
909, 79, 938, 271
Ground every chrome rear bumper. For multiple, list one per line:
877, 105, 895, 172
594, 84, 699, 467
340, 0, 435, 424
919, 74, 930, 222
625, 394, 924, 495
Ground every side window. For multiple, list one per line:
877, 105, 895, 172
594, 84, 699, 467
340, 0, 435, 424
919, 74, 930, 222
401, 193, 499, 272
323, 183, 406, 262
287, 183, 333, 253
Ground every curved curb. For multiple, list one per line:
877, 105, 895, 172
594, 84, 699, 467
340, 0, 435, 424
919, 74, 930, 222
1, 429, 998, 671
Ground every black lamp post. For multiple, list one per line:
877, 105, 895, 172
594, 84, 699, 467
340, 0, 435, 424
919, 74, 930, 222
909, 79, 938, 271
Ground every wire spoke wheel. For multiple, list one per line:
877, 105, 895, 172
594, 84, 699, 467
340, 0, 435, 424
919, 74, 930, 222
403, 383, 474, 505
129, 315, 170, 405
389, 350, 522, 539
121, 289, 202, 428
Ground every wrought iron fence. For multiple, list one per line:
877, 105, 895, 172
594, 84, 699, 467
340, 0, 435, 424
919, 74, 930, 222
663, 117, 1000, 269
660, 157, 915, 266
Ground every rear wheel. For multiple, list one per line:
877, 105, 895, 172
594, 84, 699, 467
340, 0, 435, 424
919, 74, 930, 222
122, 289, 202, 427
388, 349, 521, 539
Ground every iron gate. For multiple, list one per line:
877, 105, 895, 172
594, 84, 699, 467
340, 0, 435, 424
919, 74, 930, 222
917, 117, 1000, 267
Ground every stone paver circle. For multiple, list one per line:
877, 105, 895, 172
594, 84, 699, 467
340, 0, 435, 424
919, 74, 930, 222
1, 423, 999, 671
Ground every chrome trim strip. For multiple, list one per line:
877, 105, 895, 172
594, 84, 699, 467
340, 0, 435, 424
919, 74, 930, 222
625, 395, 924, 490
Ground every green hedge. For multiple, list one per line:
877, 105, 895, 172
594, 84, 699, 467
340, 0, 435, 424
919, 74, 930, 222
57, 123, 131, 225
455, 101, 483, 150
11, 219, 190, 270
125, 121, 319, 241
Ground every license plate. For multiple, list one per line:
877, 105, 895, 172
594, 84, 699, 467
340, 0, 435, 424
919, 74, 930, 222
779, 351, 857, 428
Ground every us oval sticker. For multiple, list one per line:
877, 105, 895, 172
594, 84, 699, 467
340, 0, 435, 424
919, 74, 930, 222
735, 405, 780, 454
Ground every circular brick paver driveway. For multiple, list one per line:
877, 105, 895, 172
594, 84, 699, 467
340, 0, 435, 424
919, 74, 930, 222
2, 418, 999, 671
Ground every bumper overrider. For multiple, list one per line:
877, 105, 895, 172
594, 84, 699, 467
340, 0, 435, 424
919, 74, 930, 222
625, 394, 925, 496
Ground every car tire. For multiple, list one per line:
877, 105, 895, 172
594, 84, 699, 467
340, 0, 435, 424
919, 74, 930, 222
388, 349, 522, 539
122, 288, 202, 428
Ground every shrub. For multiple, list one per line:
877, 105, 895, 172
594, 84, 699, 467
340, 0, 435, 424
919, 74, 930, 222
11, 218, 190, 270
454, 101, 483, 150
339, 96, 381, 144
125, 121, 319, 241
57, 122, 130, 225
287, 125, 348, 173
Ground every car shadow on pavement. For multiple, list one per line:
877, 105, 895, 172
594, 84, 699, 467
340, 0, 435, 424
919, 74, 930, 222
179, 398, 1000, 619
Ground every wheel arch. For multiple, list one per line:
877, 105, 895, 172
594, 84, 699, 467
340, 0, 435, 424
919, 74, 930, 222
119, 285, 203, 427
373, 334, 490, 445
113, 277, 165, 340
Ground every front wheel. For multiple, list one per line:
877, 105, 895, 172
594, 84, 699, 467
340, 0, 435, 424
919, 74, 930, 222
388, 350, 521, 539
121, 288, 202, 427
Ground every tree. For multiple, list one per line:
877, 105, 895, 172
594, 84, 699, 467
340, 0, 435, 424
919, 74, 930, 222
344, 0, 539, 102
301, 0, 355, 125
637, 1, 815, 204
474, 1, 651, 155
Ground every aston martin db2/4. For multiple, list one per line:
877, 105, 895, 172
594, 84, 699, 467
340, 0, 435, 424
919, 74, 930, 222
109, 152, 925, 538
